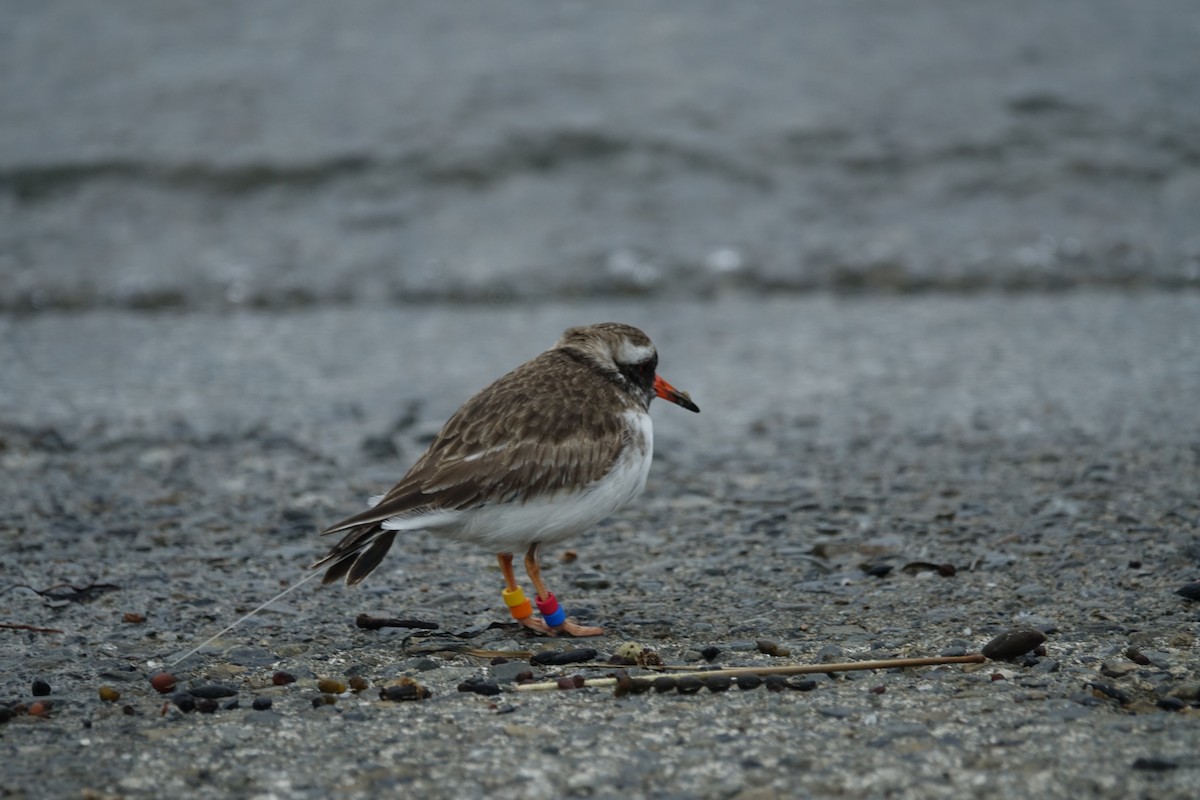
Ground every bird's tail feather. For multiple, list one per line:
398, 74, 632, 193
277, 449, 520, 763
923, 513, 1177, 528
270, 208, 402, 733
310, 526, 398, 586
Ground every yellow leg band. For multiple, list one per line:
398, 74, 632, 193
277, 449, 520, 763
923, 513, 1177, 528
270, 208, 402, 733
502, 587, 533, 619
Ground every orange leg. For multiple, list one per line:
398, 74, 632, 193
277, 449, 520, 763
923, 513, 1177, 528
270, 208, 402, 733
524, 543, 603, 637
497, 553, 553, 635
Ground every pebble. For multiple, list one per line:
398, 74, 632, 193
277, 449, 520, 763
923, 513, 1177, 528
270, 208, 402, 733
457, 678, 502, 697
272, 671, 297, 686
1174, 582, 1200, 601
736, 675, 762, 691
816, 644, 844, 663
675, 677, 703, 695
379, 679, 431, 702
652, 677, 677, 693
1136, 650, 1172, 669
348, 676, 369, 693
1085, 682, 1131, 705
1100, 661, 1138, 678
817, 707, 855, 719
171, 693, 196, 713
188, 684, 238, 699
98, 686, 120, 702
573, 573, 611, 590
31, 680, 51, 697
756, 640, 790, 657
251, 697, 273, 711
317, 679, 347, 695
981, 628, 1047, 661
1156, 697, 1186, 712
1167, 683, 1200, 702
704, 676, 732, 692
699, 646, 721, 662
531, 648, 597, 666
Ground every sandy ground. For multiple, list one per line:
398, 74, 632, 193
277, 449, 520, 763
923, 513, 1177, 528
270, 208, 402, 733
3, 3, 1200, 798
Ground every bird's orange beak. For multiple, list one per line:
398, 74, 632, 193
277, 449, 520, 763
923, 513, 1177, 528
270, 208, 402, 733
654, 374, 700, 413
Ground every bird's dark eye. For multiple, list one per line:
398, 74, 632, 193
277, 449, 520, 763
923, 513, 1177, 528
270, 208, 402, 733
620, 357, 657, 390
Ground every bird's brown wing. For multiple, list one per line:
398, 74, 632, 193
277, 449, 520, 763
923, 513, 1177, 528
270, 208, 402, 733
311, 350, 634, 583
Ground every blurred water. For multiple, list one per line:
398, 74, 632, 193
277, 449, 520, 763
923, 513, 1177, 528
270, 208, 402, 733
2, 0, 1199, 310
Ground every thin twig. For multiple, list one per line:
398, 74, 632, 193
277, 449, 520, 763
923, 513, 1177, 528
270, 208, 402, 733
1, 622, 64, 633
515, 653, 986, 692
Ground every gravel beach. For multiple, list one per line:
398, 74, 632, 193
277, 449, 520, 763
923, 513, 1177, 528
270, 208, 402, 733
3, 3, 1199, 799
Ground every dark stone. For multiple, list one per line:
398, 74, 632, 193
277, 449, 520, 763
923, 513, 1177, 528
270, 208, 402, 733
530, 648, 597, 666
252, 697, 273, 711
457, 678, 502, 697
31, 680, 51, 697
982, 628, 1047, 661
1174, 582, 1200, 601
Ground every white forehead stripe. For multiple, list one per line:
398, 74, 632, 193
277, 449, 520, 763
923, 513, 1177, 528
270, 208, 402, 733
617, 341, 656, 364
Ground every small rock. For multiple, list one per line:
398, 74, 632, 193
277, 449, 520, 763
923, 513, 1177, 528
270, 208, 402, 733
98, 686, 121, 702
574, 573, 611, 590
736, 675, 762, 691
1175, 582, 1200, 601
150, 673, 177, 694
171, 693, 196, 713
188, 684, 238, 699
31, 680, 51, 697
1132, 757, 1178, 772
317, 679, 347, 695
699, 646, 721, 662
1136, 650, 1172, 669
817, 707, 855, 719
457, 678, 502, 697
1100, 661, 1139, 678
380, 680, 431, 701
704, 676, 732, 692
982, 628, 1047, 661
1168, 683, 1200, 702
757, 640, 790, 657
252, 697, 273, 711
816, 644, 845, 663
531, 648, 597, 666
652, 677, 677, 693
675, 677, 703, 695
1086, 682, 1131, 705
272, 671, 296, 686
1156, 697, 1186, 712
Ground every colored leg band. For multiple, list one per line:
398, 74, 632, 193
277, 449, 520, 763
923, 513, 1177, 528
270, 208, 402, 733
502, 587, 533, 620
536, 593, 567, 628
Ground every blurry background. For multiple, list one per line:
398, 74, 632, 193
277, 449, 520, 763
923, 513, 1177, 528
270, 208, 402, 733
4, 0, 1199, 312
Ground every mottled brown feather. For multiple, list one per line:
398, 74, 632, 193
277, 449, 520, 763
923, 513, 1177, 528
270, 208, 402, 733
311, 326, 658, 584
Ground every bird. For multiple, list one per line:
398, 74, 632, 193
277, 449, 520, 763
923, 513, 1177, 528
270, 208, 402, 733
311, 322, 700, 636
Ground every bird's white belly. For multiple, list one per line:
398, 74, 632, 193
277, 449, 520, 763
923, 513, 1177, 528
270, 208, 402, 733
384, 411, 654, 550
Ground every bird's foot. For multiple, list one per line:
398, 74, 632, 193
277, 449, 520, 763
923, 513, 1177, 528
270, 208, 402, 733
516, 616, 604, 637
553, 618, 604, 637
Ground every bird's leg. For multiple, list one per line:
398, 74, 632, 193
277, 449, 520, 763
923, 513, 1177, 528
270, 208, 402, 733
498, 552, 553, 635
524, 543, 604, 637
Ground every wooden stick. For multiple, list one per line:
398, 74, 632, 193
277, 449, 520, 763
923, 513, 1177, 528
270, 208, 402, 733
514, 653, 986, 692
